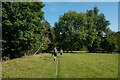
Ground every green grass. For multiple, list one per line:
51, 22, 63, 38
58, 53, 118, 78
2, 53, 118, 78
2, 54, 57, 78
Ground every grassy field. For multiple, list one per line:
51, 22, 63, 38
2, 53, 118, 78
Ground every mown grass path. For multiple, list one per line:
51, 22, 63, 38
58, 53, 118, 78
2, 53, 118, 78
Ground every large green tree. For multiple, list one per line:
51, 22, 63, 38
54, 7, 116, 53
101, 28, 118, 52
54, 11, 87, 52
2, 2, 45, 59
86, 7, 110, 52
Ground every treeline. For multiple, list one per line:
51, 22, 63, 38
2, 2, 54, 59
54, 7, 120, 53
2, 2, 120, 60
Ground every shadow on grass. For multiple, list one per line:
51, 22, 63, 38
60, 51, 119, 54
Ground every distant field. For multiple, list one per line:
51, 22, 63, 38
2, 53, 118, 78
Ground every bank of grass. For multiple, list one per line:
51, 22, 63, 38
2, 54, 57, 78
2, 53, 118, 78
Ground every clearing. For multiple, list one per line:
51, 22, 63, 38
2, 53, 118, 78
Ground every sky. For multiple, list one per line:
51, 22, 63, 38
42, 2, 118, 32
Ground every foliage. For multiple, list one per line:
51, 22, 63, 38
101, 29, 118, 52
86, 7, 110, 52
42, 20, 55, 52
115, 31, 120, 52
54, 11, 88, 51
54, 7, 117, 53
2, 3, 119, 60
2, 2, 45, 59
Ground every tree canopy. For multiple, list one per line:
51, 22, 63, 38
54, 7, 118, 53
2, 2, 46, 59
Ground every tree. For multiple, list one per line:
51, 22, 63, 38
116, 31, 120, 52
86, 7, 110, 52
2, 2, 45, 59
101, 28, 118, 52
54, 6, 112, 53
54, 11, 87, 52
42, 20, 55, 52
